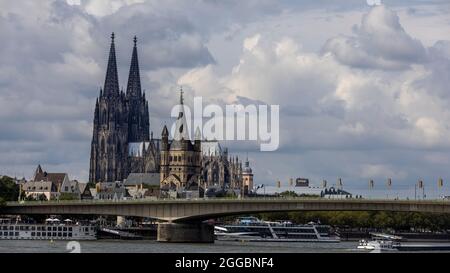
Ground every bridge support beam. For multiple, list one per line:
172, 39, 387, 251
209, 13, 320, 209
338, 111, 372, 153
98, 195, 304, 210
157, 222, 214, 243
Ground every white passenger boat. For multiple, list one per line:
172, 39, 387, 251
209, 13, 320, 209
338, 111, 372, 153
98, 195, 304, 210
0, 218, 97, 240
215, 217, 340, 242
357, 233, 402, 251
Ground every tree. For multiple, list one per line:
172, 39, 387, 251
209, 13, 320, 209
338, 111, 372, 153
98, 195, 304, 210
59, 193, 79, 201
37, 194, 47, 201
0, 176, 20, 201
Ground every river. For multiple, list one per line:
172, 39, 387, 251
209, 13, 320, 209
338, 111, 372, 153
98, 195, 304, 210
0, 239, 360, 253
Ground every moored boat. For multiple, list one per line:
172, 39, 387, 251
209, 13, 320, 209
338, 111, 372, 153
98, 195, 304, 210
215, 216, 340, 242
0, 218, 97, 241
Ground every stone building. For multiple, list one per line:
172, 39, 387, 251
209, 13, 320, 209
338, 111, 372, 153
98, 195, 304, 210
89, 34, 253, 197
159, 91, 202, 194
200, 141, 244, 190
89, 34, 159, 183
242, 157, 254, 194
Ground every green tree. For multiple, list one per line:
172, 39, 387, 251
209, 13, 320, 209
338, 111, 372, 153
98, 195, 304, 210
59, 193, 79, 201
0, 176, 19, 201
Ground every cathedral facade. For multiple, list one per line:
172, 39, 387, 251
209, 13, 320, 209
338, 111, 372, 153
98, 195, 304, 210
89, 34, 159, 183
89, 34, 252, 195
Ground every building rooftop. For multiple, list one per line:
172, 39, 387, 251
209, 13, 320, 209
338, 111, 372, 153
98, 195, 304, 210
124, 173, 160, 186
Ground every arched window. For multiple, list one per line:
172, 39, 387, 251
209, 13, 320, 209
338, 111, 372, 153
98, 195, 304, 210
102, 109, 107, 124
101, 138, 106, 154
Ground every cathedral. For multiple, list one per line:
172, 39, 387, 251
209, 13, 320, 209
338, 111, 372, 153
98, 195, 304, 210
89, 33, 159, 183
89, 33, 252, 196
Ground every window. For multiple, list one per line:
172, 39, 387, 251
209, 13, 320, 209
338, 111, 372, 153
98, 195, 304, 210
31, 232, 35, 236
65, 186, 68, 191
37, 232, 41, 237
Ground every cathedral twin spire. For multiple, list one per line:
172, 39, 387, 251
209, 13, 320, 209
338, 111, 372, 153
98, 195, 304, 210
103, 33, 120, 97
126, 36, 142, 97
102, 33, 142, 99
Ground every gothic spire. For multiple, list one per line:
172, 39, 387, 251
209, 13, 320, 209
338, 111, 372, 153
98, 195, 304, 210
103, 32, 120, 97
174, 87, 190, 141
126, 35, 142, 97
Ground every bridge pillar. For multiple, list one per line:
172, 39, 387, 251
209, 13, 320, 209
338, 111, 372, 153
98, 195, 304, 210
157, 222, 214, 243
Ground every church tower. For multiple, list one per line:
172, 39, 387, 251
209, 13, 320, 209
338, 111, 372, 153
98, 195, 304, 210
89, 33, 129, 183
126, 36, 150, 143
242, 156, 254, 195
160, 89, 202, 192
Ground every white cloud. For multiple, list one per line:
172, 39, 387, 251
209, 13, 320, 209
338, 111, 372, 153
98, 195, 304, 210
323, 5, 427, 70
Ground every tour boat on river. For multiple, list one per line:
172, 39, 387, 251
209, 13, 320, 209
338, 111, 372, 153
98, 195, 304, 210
0, 218, 97, 241
215, 216, 340, 242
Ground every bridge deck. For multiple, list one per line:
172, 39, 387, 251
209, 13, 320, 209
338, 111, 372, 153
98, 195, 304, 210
2, 198, 449, 222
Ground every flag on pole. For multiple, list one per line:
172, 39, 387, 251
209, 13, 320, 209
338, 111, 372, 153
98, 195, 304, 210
322, 180, 327, 188
338, 178, 343, 189
418, 180, 423, 189
438, 178, 444, 188
277, 180, 281, 188
369, 179, 374, 189
387, 178, 392, 188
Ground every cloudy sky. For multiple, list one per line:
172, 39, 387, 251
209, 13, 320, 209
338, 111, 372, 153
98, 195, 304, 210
1, 0, 450, 198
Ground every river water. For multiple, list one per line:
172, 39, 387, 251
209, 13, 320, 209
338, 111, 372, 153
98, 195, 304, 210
0, 239, 361, 253
2, 240, 450, 253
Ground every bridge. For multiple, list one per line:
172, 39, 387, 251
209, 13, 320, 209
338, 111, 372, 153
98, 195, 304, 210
2, 198, 449, 243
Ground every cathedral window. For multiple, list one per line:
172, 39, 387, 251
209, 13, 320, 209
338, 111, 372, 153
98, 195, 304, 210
101, 139, 106, 153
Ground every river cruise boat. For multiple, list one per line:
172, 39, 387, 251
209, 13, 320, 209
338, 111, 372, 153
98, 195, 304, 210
357, 233, 402, 251
0, 218, 97, 240
215, 216, 340, 242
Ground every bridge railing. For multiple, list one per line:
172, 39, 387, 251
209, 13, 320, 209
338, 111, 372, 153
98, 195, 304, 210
5, 196, 450, 206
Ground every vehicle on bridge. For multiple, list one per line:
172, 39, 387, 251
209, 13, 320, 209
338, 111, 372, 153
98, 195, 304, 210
214, 217, 340, 242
